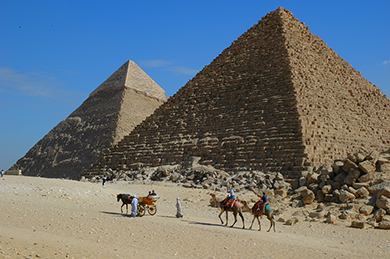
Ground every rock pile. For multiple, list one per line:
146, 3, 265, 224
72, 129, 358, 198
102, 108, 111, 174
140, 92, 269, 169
290, 149, 390, 229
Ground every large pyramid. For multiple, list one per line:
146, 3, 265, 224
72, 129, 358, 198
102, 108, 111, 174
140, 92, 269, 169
11, 60, 168, 179
87, 8, 390, 178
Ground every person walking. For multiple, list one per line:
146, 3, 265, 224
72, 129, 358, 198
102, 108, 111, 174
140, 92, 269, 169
102, 175, 107, 188
176, 198, 183, 218
1, 169, 4, 178
130, 194, 138, 217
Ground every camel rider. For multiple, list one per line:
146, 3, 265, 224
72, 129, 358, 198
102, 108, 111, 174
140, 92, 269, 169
260, 192, 268, 211
226, 186, 236, 207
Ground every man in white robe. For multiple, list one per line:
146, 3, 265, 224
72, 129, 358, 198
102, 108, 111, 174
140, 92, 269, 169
130, 195, 138, 217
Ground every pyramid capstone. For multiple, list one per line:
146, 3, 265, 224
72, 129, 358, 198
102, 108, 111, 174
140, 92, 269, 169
87, 8, 390, 178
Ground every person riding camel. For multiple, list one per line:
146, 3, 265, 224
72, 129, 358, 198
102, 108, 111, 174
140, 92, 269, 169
260, 192, 268, 211
226, 186, 236, 207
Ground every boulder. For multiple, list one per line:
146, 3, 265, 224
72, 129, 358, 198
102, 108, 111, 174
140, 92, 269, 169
322, 185, 332, 194
344, 169, 360, 185
365, 150, 380, 163
376, 197, 390, 210
358, 160, 376, 174
378, 221, 390, 229
373, 208, 386, 222
359, 205, 374, 216
326, 214, 337, 224
351, 221, 365, 229
332, 160, 344, 174
379, 163, 390, 172
339, 190, 355, 203
343, 159, 358, 172
301, 189, 315, 205
358, 173, 375, 183
307, 173, 320, 184
369, 182, 390, 194
377, 187, 390, 199
356, 187, 370, 198
285, 217, 299, 225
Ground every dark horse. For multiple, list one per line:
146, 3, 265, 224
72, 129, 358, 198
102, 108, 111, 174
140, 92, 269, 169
117, 194, 134, 214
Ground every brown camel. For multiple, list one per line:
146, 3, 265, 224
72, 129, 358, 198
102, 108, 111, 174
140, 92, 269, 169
210, 194, 249, 229
117, 194, 134, 214
249, 201, 276, 232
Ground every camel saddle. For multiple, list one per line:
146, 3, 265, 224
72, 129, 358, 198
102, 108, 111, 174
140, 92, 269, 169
253, 201, 268, 213
221, 198, 238, 208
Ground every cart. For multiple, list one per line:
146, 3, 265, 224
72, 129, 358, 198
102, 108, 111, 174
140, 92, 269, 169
137, 195, 160, 217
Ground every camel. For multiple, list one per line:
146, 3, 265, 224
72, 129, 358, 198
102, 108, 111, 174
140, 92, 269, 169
249, 201, 275, 232
117, 194, 134, 214
210, 194, 249, 229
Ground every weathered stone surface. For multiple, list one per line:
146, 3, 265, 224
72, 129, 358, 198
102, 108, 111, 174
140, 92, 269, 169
378, 221, 390, 229
351, 221, 365, 229
356, 187, 370, 198
359, 205, 374, 216
377, 187, 390, 199
358, 160, 376, 174
326, 214, 337, 224
322, 185, 332, 194
339, 190, 355, 203
307, 173, 320, 184
286, 217, 299, 225
373, 208, 386, 222
343, 159, 358, 173
369, 182, 390, 194
376, 197, 390, 210
301, 189, 315, 205
344, 169, 360, 185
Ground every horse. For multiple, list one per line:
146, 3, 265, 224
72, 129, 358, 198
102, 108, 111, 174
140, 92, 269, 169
117, 194, 134, 214
249, 201, 276, 232
210, 194, 249, 229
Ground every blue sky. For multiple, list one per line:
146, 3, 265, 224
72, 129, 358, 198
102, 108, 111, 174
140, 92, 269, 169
1, 1, 389, 171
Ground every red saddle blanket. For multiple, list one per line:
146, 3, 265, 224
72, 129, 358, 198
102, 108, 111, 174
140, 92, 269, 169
253, 201, 265, 213
221, 198, 238, 207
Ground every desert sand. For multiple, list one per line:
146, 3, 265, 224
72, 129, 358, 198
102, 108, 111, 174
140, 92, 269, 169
0, 175, 389, 259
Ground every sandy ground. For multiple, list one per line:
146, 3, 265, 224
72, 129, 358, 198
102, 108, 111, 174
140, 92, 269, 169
0, 175, 389, 259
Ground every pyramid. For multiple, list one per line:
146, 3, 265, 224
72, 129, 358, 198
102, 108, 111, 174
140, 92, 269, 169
10, 60, 168, 179
87, 8, 390, 178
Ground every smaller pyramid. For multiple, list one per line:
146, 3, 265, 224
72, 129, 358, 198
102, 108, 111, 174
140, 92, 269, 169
10, 60, 167, 179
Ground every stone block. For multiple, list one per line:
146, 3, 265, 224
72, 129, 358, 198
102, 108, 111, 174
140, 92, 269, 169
376, 197, 390, 210
358, 160, 376, 174
377, 187, 390, 199
351, 221, 365, 229
359, 205, 374, 216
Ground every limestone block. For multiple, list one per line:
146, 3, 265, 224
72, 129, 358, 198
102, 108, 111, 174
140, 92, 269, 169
301, 189, 315, 204
376, 197, 390, 210
326, 214, 337, 224
332, 160, 344, 174
356, 187, 370, 198
307, 172, 320, 184
378, 221, 390, 229
285, 217, 299, 225
343, 159, 358, 173
379, 163, 390, 172
375, 188, 390, 202
358, 160, 376, 174
339, 190, 355, 203
365, 150, 380, 163
351, 221, 365, 229
369, 182, 390, 194
358, 173, 375, 183
352, 182, 370, 190
373, 209, 386, 222
354, 152, 366, 163
344, 169, 360, 185
322, 185, 332, 194
359, 205, 374, 216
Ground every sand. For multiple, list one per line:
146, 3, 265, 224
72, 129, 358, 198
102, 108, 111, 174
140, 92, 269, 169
0, 175, 389, 258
